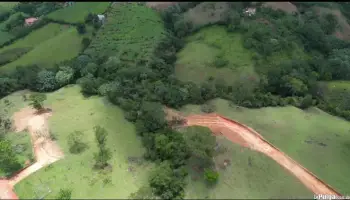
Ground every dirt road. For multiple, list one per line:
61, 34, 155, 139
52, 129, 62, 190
184, 113, 341, 196
0, 108, 64, 199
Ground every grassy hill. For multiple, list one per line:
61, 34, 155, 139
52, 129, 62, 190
175, 25, 257, 85
85, 3, 166, 61
0, 85, 154, 199
181, 99, 350, 195
47, 2, 110, 24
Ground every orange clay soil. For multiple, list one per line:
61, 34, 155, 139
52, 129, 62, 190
183, 112, 341, 196
0, 107, 64, 200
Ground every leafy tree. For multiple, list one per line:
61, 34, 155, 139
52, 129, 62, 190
93, 126, 111, 169
149, 161, 186, 199
204, 168, 219, 184
36, 69, 57, 92
76, 23, 86, 34
56, 188, 72, 200
81, 37, 91, 49
80, 62, 98, 77
328, 48, 350, 80
300, 94, 313, 109
0, 78, 19, 98
28, 93, 46, 111
154, 131, 190, 167
0, 139, 22, 176
55, 66, 74, 86
183, 126, 216, 167
138, 102, 167, 132
67, 131, 88, 154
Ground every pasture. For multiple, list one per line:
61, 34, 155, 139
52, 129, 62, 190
0, 23, 64, 53
47, 2, 111, 24
183, 2, 229, 28
0, 24, 82, 72
1, 85, 154, 198
321, 81, 350, 110
85, 3, 166, 61
181, 98, 350, 195
175, 25, 257, 85
184, 133, 312, 199
0, 2, 18, 11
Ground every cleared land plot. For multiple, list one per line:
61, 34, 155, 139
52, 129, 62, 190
184, 134, 312, 199
183, 2, 229, 28
0, 25, 82, 72
47, 2, 110, 24
262, 2, 298, 14
0, 23, 64, 54
175, 25, 257, 84
181, 99, 350, 195
85, 3, 166, 61
9, 85, 153, 198
321, 81, 350, 110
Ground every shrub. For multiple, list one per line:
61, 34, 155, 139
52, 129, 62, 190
204, 168, 219, 184
213, 57, 228, 68
76, 23, 86, 34
201, 102, 216, 113
67, 131, 88, 154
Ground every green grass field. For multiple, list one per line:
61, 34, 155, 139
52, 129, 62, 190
0, 23, 65, 53
184, 134, 312, 199
85, 3, 166, 61
0, 2, 18, 11
175, 25, 257, 85
321, 81, 350, 110
3, 85, 153, 198
0, 24, 83, 72
47, 2, 110, 24
181, 98, 350, 195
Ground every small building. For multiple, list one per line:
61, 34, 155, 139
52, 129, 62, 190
24, 17, 38, 26
97, 14, 106, 23
243, 8, 256, 16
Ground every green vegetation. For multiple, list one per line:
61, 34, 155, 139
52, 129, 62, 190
0, 2, 18, 10
321, 81, 350, 110
0, 23, 64, 53
175, 25, 256, 84
13, 86, 153, 198
85, 3, 166, 60
0, 131, 33, 177
181, 98, 350, 195
47, 2, 110, 24
0, 26, 83, 72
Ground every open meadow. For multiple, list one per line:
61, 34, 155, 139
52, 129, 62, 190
84, 3, 166, 61
175, 25, 257, 85
47, 2, 110, 24
180, 99, 350, 195
181, 127, 312, 199
0, 23, 83, 73
0, 85, 153, 198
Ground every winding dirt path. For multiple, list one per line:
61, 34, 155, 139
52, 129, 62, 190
184, 113, 341, 196
0, 107, 64, 199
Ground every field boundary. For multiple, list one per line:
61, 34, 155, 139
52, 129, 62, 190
184, 113, 342, 196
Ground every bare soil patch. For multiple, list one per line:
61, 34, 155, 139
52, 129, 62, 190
0, 107, 64, 199
263, 2, 298, 14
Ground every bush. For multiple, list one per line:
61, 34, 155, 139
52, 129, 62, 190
81, 37, 91, 50
213, 57, 228, 68
201, 102, 216, 113
56, 188, 72, 200
76, 23, 86, 34
36, 69, 57, 92
67, 131, 88, 154
204, 168, 219, 184
55, 66, 74, 86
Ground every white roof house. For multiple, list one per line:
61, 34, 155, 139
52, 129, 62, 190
244, 8, 256, 16
97, 15, 105, 22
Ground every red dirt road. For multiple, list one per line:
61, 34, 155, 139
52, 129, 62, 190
0, 108, 64, 200
185, 113, 342, 196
